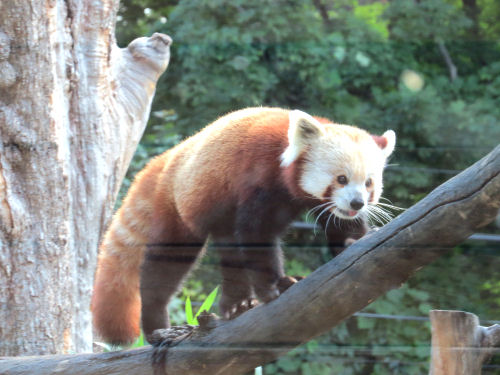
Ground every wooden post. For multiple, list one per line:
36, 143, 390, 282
429, 310, 500, 375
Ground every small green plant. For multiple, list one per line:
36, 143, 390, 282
185, 286, 219, 325
129, 331, 146, 348
95, 287, 219, 352
94, 331, 146, 352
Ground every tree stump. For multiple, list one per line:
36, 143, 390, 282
429, 310, 500, 375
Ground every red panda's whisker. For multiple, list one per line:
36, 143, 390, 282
366, 206, 391, 225
368, 207, 393, 223
371, 205, 394, 220
379, 196, 394, 203
313, 203, 336, 234
324, 210, 336, 231
308, 201, 334, 213
365, 206, 384, 225
375, 202, 406, 211
306, 201, 334, 222
333, 210, 343, 229
366, 211, 385, 226
369, 202, 394, 214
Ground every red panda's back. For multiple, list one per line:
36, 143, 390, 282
168, 107, 291, 235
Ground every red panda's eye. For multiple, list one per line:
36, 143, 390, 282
365, 178, 373, 188
337, 175, 348, 185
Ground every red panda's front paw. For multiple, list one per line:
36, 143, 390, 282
344, 227, 379, 247
220, 297, 259, 320
254, 275, 302, 303
344, 237, 357, 247
255, 286, 281, 303
277, 275, 302, 294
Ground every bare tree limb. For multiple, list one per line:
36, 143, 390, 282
1, 146, 499, 374
311, 0, 333, 30
437, 40, 458, 82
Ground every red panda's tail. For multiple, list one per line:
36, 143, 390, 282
91, 210, 149, 344
92, 156, 165, 344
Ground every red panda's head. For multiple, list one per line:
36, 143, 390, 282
281, 110, 395, 221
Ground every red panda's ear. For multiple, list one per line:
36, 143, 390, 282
372, 130, 396, 158
281, 110, 325, 167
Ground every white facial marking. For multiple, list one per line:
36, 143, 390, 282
280, 110, 324, 167
335, 183, 367, 209
381, 130, 396, 157
297, 124, 395, 221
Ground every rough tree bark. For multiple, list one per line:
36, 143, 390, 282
429, 310, 500, 375
0, 0, 171, 355
0, 146, 498, 374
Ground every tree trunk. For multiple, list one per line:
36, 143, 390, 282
429, 310, 500, 375
462, 0, 480, 38
0, 0, 171, 355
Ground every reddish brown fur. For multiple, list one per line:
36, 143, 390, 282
91, 107, 385, 344
92, 257, 141, 344
322, 185, 334, 200
92, 156, 167, 344
282, 155, 309, 198
92, 108, 308, 344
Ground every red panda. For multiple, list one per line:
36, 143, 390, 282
91, 107, 396, 344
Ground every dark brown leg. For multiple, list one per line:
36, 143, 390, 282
213, 239, 256, 319
318, 215, 369, 257
140, 242, 204, 342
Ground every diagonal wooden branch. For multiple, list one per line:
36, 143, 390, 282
1, 145, 499, 375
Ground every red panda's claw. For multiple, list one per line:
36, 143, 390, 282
277, 275, 302, 294
344, 237, 357, 247
221, 298, 259, 320
256, 287, 280, 303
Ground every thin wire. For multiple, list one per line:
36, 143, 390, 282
386, 165, 461, 175
353, 312, 500, 326
290, 222, 500, 243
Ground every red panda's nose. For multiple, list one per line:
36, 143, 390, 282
350, 198, 364, 211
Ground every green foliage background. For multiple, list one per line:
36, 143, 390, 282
115, 0, 500, 373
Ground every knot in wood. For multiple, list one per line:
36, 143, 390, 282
198, 312, 221, 331
0, 61, 16, 87
0, 30, 10, 60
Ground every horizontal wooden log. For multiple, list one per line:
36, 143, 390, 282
1, 145, 499, 374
